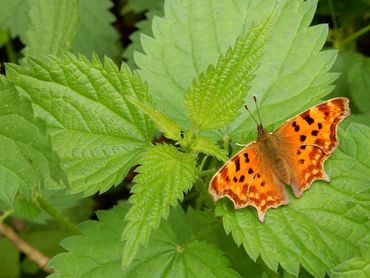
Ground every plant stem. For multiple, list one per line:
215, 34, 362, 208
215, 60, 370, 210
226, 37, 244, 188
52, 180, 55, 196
35, 195, 80, 235
0, 209, 14, 223
339, 24, 370, 47
0, 222, 53, 273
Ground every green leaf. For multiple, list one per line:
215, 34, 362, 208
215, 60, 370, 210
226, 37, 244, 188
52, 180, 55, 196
23, 0, 80, 57
136, 0, 338, 138
191, 136, 228, 162
49, 203, 239, 278
6, 53, 155, 195
0, 77, 64, 208
0, 0, 29, 39
129, 96, 181, 141
123, 2, 164, 67
122, 144, 197, 268
185, 19, 269, 130
73, 0, 121, 60
215, 123, 370, 277
0, 238, 19, 277
330, 257, 370, 278
348, 54, 370, 113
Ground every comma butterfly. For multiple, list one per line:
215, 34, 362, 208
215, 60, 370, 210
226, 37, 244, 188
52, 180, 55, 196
209, 97, 350, 222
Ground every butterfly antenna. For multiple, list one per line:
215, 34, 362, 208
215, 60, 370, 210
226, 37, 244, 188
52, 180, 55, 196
253, 95, 263, 127
244, 104, 259, 126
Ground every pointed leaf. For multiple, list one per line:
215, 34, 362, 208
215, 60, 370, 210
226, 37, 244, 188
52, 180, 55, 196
192, 136, 228, 162
6, 53, 155, 195
129, 96, 181, 141
185, 18, 270, 130
121, 144, 197, 268
215, 123, 370, 277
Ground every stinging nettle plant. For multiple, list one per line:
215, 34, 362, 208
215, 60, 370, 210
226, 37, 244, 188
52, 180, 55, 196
0, 0, 369, 277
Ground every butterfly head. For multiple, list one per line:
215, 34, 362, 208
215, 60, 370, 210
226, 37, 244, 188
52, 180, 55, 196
257, 124, 269, 140
245, 96, 268, 139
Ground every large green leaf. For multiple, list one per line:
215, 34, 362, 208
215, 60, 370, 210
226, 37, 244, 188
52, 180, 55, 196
0, 237, 19, 277
73, 0, 121, 60
23, 0, 80, 57
122, 144, 197, 267
136, 0, 338, 137
215, 123, 370, 277
0, 77, 64, 208
6, 53, 155, 195
49, 203, 239, 278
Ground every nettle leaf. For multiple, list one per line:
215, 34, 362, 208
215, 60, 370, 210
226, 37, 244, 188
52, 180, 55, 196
330, 257, 370, 278
191, 136, 228, 162
0, 0, 29, 39
185, 18, 269, 130
215, 123, 370, 277
0, 77, 64, 208
6, 53, 155, 195
122, 144, 197, 268
137, 0, 337, 138
348, 54, 370, 113
129, 96, 181, 141
73, 0, 121, 60
23, 0, 80, 57
123, 1, 164, 67
49, 203, 238, 277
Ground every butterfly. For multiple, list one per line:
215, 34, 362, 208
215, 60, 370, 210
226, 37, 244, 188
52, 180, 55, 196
209, 97, 350, 222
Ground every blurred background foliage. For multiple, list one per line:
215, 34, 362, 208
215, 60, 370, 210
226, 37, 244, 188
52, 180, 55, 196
0, 0, 369, 277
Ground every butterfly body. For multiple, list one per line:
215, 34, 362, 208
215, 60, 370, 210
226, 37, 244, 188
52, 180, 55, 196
209, 97, 350, 222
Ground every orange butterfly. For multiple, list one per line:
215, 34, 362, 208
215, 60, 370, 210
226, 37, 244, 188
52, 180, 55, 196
209, 97, 350, 222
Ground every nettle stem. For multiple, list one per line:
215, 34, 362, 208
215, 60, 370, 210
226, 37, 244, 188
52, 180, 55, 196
35, 195, 80, 235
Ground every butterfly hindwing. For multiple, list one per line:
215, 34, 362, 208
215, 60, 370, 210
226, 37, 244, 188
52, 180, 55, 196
273, 97, 350, 196
209, 143, 288, 222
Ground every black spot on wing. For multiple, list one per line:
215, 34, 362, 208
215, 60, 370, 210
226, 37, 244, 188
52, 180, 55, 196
234, 158, 240, 172
300, 135, 307, 142
303, 114, 314, 125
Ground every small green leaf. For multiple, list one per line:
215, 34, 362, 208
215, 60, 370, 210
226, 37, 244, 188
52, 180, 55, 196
192, 136, 228, 162
216, 123, 370, 277
185, 19, 270, 130
6, 53, 155, 195
330, 257, 370, 278
0, 77, 65, 208
129, 96, 181, 141
0, 0, 29, 39
23, 0, 80, 57
348, 54, 370, 113
73, 0, 121, 60
49, 203, 239, 278
121, 144, 197, 268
